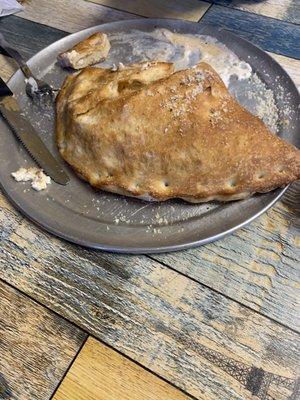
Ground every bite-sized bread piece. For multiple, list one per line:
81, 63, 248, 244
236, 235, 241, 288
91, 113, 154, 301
57, 32, 110, 70
56, 61, 300, 203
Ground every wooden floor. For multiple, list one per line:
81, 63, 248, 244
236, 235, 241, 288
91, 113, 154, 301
0, 0, 299, 399
53, 337, 192, 400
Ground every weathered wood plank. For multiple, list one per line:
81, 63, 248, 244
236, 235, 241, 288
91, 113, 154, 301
0, 16, 66, 60
152, 202, 300, 331
53, 336, 192, 400
201, 4, 300, 59
87, 0, 210, 21
0, 15, 299, 330
208, 0, 300, 24
16, 0, 139, 33
0, 279, 87, 400
1, 193, 300, 400
1, 7, 299, 400
0, 15, 299, 333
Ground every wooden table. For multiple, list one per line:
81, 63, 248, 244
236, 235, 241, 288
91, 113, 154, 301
0, 1, 299, 399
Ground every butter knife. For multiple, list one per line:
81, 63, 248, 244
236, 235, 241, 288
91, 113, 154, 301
0, 77, 69, 185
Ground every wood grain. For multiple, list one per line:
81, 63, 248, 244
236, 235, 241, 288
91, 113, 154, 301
16, 0, 139, 33
87, 0, 210, 21
0, 16, 66, 60
0, 280, 86, 400
209, 0, 300, 24
0, 12, 299, 400
201, 4, 300, 59
0, 16, 299, 332
152, 202, 300, 331
53, 337, 191, 400
1, 193, 299, 400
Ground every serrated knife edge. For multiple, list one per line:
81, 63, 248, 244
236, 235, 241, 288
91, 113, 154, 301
0, 79, 69, 185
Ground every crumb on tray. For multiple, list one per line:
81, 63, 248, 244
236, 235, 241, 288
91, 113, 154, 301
12, 167, 51, 191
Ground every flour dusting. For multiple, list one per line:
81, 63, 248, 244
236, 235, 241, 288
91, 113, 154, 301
106, 28, 278, 131
110, 28, 252, 86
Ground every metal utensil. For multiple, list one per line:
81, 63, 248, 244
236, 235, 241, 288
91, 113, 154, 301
0, 76, 69, 185
0, 33, 55, 107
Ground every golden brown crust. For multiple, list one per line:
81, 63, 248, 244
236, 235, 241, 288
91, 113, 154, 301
57, 32, 110, 69
56, 61, 300, 202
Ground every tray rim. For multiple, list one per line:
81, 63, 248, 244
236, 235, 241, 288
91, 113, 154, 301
1, 18, 298, 254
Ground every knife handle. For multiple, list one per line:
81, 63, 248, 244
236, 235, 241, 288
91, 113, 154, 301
0, 76, 13, 97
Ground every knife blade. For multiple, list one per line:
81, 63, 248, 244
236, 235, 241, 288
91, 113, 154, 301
0, 77, 69, 185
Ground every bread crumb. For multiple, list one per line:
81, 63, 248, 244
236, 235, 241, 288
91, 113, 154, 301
12, 167, 51, 191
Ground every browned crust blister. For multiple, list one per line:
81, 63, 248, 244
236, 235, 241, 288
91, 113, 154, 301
56, 61, 300, 202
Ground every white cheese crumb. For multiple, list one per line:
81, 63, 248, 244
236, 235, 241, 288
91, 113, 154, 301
31, 171, 51, 191
12, 167, 39, 182
12, 167, 51, 191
